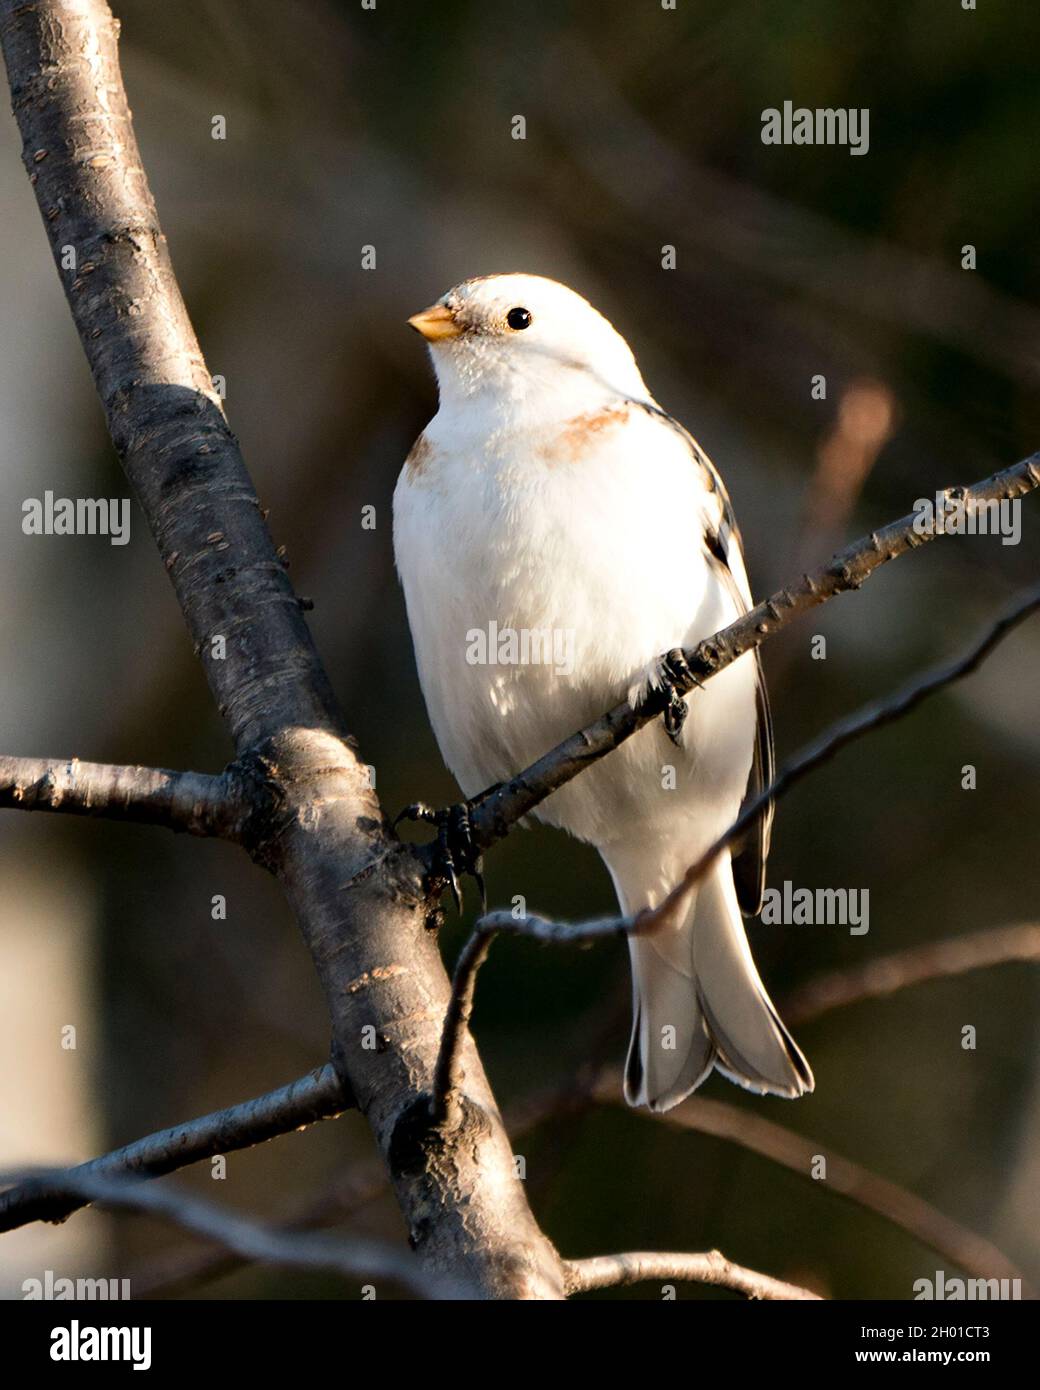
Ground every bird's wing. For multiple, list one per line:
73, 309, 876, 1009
636, 403, 775, 917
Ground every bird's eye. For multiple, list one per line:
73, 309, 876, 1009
506, 307, 532, 331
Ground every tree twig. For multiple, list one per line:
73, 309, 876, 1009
466, 458, 1040, 852
0, 754, 248, 838
591, 1080, 1031, 1294
0, 1168, 465, 1300
785, 923, 1040, 1027
642, 581, 1040, 937
431, 911, 630, 1124
0, 1065, 350, 1233
563, 1249, 821, 1300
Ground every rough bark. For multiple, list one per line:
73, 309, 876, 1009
0, 754, 245, 835
0, 0, 565, 1299
564, 1250, 820, 1299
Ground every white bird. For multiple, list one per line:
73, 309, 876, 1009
393, 273, 813, 1111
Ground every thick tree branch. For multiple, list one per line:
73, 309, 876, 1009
0, 1064, 349, 1233
1, 0, 565, 1298
466, 457, 1040, 852
15, 915, 1034, 1246
130, 1069, 602, 1299
0, 754, 247, 838
592, 1082, 1031, 1293
0, 1169, 463, 1300
784, 922, 1040, 1026
563, 1250, 820, 1299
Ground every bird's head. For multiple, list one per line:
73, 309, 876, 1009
408, 273, 650, 419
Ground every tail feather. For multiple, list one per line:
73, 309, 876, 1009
614, 850, 812, 1112
695, 862, 813, 1098
624, 939, 715, 1110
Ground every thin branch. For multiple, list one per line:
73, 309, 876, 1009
130, 1060, 611, 1299
591, 1081, 1031, 1294
563, 1249, 820, 1300
466, 456, 1040, 853
38, 912, 1036, 1261
431, 911, 630, 1124
642, 581, 1040, 937
0, 754, 248, 839
0, 1065, 349, 1233
130, 1155, 389, 1300
785, 923, 1040, 1027
2, 1037, 599, 1242
0, 1168, 465, 1300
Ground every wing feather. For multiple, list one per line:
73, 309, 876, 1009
635, 402, 775, 916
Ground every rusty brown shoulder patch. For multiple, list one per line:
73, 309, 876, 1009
543, 403, 631, 464
405, 432, 432, 477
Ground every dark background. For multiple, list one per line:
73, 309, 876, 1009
1, 0, 1038, 1299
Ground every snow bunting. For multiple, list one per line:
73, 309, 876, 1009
393, 273, 813, 1111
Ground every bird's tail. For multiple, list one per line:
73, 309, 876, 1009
606, 847, 813, 1112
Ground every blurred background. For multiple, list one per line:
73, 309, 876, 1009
1, 0, 1038, 1299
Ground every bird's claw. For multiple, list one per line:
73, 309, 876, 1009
657, 648, 699, 747
392, 800, 438, 830
393, 799, 486, 916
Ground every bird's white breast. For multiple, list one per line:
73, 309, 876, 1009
393, 400, 757, 852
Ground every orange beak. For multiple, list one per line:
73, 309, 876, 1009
407, 302, 462, 342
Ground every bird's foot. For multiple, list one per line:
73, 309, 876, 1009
392, 799, 486, 916
655, 648, 701, 746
